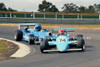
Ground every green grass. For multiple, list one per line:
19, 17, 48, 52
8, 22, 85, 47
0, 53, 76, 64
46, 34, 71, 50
0, 40, 9, 54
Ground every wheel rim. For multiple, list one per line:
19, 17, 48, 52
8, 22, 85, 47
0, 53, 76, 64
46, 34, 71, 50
14, 34, 17, 39
28, 40, 31, 44
82, 45, 85, 50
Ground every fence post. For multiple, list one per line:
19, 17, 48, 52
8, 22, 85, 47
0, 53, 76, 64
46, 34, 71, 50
62, 14, 64, 19
25, 13, 26, 18
33, 12, 35, 18
10, 13, 12, 18
77, 13, 79, 19
44, 14, 45, 19
81, 14, 83, 19
55, 13, 57, 19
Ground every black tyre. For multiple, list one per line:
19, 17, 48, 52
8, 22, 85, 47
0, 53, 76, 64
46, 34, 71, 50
35, 37, 39, 45
14, 30, 23, 41
76, 34, 85, 51
76, 34, 83, 39
40, 38, 49, 53
28, 34, 35, 44
45, 36, 52, 41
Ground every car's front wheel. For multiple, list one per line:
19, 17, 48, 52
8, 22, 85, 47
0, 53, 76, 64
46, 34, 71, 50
40, 37, 51, 53
28, 34, 35, 44
82, 45, 85, 51
76, 34, 85, 51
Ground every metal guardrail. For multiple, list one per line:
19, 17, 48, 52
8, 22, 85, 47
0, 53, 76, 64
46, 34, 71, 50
0, 17, 100, 25
0, 11, 100, 25
0, 11, 100, 20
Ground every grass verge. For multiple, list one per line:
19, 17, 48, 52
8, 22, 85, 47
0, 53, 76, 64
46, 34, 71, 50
0, 23, 100, 30
41, 24, 100, 30
0, 40, 18, 61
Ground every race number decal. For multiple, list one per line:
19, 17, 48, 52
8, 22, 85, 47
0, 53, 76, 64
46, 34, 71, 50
59, 39, 66, 42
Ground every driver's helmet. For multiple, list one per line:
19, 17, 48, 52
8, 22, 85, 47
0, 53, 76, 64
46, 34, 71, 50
25, 26, 29, 31
35, 24, 42, 31
58, 30, 65, 35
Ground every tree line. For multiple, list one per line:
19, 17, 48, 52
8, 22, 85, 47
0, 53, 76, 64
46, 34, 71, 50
38, 0, 100, 13
62, 3, 100, 13
0, 0, 100, 13
0, 3, 17, 11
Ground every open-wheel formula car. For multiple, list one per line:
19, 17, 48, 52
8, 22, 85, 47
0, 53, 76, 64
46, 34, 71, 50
14, 23, 51, 44
40, 28, 85, 53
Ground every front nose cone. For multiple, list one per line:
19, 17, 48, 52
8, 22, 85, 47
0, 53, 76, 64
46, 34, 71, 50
56, 36, 69, 51
57, 43, 68, 51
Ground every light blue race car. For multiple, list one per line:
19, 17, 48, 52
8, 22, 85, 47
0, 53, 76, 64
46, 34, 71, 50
14, 23, 51, 44
40, 28, 85, 53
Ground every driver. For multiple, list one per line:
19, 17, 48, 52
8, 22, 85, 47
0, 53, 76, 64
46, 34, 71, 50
25, 26, 29, 31
35, 24, 42, 31
58, 30, 65, 35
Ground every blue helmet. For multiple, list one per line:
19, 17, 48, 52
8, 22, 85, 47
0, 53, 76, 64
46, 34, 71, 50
35, 24, 42, 31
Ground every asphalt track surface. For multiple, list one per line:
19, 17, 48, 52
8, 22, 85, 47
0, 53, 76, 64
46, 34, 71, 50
0, 26, 100, 67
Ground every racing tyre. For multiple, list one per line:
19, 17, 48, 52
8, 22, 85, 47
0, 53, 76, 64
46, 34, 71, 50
28, 34, 35, 44
45, 36, 52, 41
82, 45, 85, 51
15, 30, 23, 41
35, 37, 39, 45
76, 34, 85, 51
40, 38, 50, 53
76, 34, 83, 39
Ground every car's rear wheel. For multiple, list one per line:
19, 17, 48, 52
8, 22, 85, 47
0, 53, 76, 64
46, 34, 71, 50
14, 30, 23, 41
28, 34, 35, 44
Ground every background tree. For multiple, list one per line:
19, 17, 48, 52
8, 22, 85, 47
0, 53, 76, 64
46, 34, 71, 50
8, 7, 17, 11
49, 5, 59, 12
86, 5, 95, 13
0, 3, 7, 11
94, 4, 100, 13
79, 6, 87, 13
38, 0, 59, 12
62, 3, 79, 13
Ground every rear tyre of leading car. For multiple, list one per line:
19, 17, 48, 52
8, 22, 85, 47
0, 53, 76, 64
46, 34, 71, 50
14, 30, 23, 41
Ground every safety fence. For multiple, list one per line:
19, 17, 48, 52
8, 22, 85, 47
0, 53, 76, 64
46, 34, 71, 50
0, 11, 100, 25
0, 17, 100, 25
0, 11, 100, 19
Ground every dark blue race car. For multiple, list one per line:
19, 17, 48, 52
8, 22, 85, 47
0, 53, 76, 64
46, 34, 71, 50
14, 23, 51, 44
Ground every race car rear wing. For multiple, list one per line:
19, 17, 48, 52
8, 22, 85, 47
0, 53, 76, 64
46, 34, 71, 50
52, 28, 75, 33
18, 23, 37, 29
